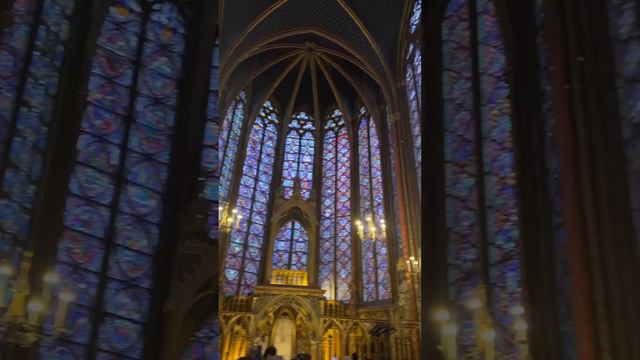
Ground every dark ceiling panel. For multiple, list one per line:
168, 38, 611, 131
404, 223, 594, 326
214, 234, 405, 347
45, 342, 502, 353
230, 0, 385, 78
346, 0, 407, 75
220, 0, 276, 50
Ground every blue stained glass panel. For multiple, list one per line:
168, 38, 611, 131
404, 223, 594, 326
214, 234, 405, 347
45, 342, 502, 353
406, 0, 422, 197
281, 112, 315, 199
358, 108, 391, 302
0, 0, 77, 265
45, 2, 186, 358
220, 92, 245, 206
319, 109, 352, 301
182, 318, 218, 360
272, 220, 309, 271
223, 101, 279, 296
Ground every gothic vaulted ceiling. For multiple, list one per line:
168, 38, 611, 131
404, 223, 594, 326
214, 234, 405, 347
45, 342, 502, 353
219, 0, 412, 118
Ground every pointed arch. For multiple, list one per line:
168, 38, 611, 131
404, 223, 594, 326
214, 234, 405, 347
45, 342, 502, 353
223, 99, 280, 296
272, 219, 309, 271
281, 111, 315, 200
219, 90, 246, 206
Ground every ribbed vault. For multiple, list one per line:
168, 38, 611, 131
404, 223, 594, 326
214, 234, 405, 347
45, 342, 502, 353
219, 0, 413, 114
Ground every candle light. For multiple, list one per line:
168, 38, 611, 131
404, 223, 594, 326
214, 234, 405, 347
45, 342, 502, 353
481, 328, 496, 360
0, 262, 13, 308
235, 214, 242, 228
27, 299, 44, 326
355, 220, 364, 238
367, 216, 376, 239
42, 270, 59, 305
511, 304, 529, 358
510, 304, 525, 316
442, 322, 458, 359
434, 308, 450, 322
467, 297, 482, 311
54, 290, 75, 329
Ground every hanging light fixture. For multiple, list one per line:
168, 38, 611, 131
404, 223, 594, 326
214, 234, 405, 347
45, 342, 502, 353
219, 202, 242, 234
354, 214, 387, 241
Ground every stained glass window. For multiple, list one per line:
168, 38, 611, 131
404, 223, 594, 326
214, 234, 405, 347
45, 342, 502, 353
202, 39, 219, 241
405, 0, 422, 196
182, 317, 218, 360
223, 100, 279, 296
607, 0, 640, 252
282, 112, 315, 199
319, 109, 352, 301
442, 0, 523, 357
272, 220, 309, 271
40, 1, 186, 358
219, 91, 246, 206
358, 107, 391, 302
535, 0, 576, 355
0, 0, 76, 264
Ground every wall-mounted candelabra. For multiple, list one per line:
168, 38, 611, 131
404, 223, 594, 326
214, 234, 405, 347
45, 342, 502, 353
0, 252, 75, 352
354, 215, 386, 240
433, 308, 457, 359
219, 202, 242, 234
405, 256, 420, 275
433, 285, 530, 360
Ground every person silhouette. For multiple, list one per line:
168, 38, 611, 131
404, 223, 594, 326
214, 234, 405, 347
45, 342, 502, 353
263, 346, 283, 360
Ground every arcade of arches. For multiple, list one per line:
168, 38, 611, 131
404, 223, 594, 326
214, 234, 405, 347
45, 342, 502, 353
218, 1, 422, 359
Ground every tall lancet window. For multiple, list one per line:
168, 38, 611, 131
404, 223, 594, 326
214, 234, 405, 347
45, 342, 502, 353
43, 1, 186, 358
0, 0, 77, 261
405, 0, 422, 195
272, 220, 309, 271
223, 100, 279, 296
319, 109, 352, 301
358, 107, 391, 302
219, 91, 246, 205
607, 0, 640, 251
282, 112, 315, 199
202, 38, 219, 240
442, 0, 522, 356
